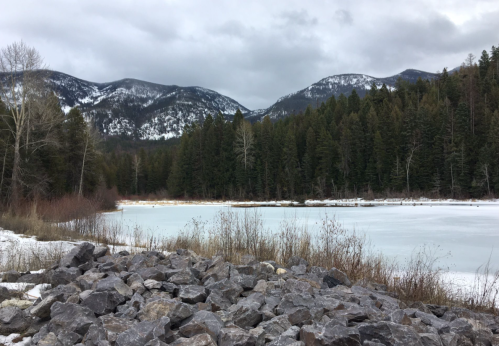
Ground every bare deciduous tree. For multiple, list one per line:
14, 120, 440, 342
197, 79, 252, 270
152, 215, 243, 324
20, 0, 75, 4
405, 137, 421, 194
234, 121, 254, 170
132, 154, 141, 194
0, 41, 62, 209
79, 121, 100, 197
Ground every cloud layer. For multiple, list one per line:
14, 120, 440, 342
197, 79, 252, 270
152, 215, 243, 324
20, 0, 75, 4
1, 0, 498, 110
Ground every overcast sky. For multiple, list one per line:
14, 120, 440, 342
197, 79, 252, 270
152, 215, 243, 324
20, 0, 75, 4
1, 1, 498, 110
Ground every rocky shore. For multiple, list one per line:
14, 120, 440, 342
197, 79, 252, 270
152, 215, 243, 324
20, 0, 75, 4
0, 243, 498, 346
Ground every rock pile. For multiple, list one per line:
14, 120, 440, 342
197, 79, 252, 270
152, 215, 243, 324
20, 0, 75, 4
1, 242, 498, 345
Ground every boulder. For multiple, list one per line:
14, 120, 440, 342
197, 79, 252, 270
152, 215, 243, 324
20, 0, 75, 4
48, 302, 97, 336
323, 268, 352, 288
115, 320, 157, 346
168, 269, 199, 285
171, 333, 217, 346
286, 256, 308, 269
136, 267, 166, 282
138, 298, 194, 324
358, 321, 423, 346
179, 310, 224, 339
95, 276, 133, 298
47, 267, 81, 287
2, 270, 21, 283
218, 326, 258, 346
17, 272, 46, 284
59, 242, 95, 268
301, 323, 361, 346
31, 293, 65, 319
93, 246, 111, 259
81, 291, 125, 315
178, 285, 207, 304
206, 279, 243, 304
0, 299, 32, 309
0, 306, 30, 334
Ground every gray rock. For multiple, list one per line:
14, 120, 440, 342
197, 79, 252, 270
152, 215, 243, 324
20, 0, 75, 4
60, 242, 95, 268
358, 321, 423, 346
420, 333, 443, 346
276, 293, 316, 315
290, 265, 307, 276
448, 318, 473, 340
48, 302, 97, 336
76, 271, 106, 291
144, 279, 162, 290
31, 293, 65, 319
41, 284, 80, 302
0, 306, 30, 334
426, 304, 449, 318
144, 339, 168, 346
95, 276, 133, 298
17, 272, 46, 284
323, 268, 352, 288
229, 304, 262, 328
169, 254, 192, 270
138, 298, 194, 324
286, 256, 308, 268
171, 333, 217, 346
231, 274, 258, 290
267, 326, 301, 346
206, 279, 244, 304
178, 285, 207, 304
206, 290, 232, 311
81, 291, 125, 315
179, 310, 224, 339
2, 270, 21, 283
137, 267, 166, 281
202, 257, 231, 283
38, 332, 62, 346
301, 323, 361, 346
93, 246, 110, 259
282, 279, 314, 295
99, 314, 137, 344
415, 311, 450, 332
47, 267, 81, 286
115, 320, 156, 346
0, 286, 10, 304
218, 326, 258, 346
259, 315, 293, 341
168, 269, 199, 285
57, 330, 82, 345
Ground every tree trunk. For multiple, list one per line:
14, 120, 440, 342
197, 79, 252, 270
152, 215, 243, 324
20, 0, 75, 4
78, 137, 89, 197
10, 133, 21, 210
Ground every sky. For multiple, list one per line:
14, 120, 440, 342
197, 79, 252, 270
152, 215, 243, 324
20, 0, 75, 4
1, 0, 498, 110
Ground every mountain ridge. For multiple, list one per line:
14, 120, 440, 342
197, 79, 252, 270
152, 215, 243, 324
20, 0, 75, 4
1, 68, 439, 139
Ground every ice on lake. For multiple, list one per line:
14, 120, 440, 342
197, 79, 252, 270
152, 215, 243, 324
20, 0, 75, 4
104, 204, 499, 275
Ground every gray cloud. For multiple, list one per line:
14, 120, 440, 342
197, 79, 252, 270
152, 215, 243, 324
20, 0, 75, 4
334, 10, 353, 26
0, 0, 498, 110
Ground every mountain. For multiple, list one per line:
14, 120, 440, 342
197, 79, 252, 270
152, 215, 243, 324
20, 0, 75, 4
1, 68, 438, 139
44, 71, 249, 139
247, 69, 438, 121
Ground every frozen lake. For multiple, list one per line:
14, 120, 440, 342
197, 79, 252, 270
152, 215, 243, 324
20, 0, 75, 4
104, 204, 499, 275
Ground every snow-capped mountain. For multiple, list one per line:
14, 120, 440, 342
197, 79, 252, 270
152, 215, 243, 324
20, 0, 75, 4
1, 69, 438, 139
247, 69, 437, 121
45, 71, 249, 139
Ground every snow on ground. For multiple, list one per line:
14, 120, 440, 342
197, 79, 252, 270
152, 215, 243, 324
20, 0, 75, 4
0, 334, 31, 346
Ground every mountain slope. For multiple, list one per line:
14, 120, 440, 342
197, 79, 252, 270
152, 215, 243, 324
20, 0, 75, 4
46, 71, 249, 139
247, 69, 437, 121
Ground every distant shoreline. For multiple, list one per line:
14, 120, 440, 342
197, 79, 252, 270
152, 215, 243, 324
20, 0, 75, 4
118, 197, 499, 207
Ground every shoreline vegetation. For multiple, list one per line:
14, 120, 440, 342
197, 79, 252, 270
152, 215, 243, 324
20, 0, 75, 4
117, 197, 499, 208
1, 197, 499, 315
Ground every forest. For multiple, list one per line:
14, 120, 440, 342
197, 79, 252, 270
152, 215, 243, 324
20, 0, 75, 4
1, 45, 499, 207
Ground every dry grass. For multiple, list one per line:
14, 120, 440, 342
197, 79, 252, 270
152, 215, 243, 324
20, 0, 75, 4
1, 201, 498, 314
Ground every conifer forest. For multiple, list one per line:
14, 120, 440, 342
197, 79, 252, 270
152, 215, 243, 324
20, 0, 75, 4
1, 46, 499, 204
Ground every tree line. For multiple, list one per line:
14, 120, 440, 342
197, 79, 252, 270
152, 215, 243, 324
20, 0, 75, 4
0, 42, 101, 209
1, 42, 499, 206
105, 46, 499, 200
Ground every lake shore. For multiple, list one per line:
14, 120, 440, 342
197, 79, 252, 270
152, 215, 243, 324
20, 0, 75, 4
118, 197, 499, 208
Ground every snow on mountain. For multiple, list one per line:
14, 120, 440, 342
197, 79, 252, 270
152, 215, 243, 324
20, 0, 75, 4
1, 68, 438, 138
247, 69, 438, 121
44, 71, 249, 139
